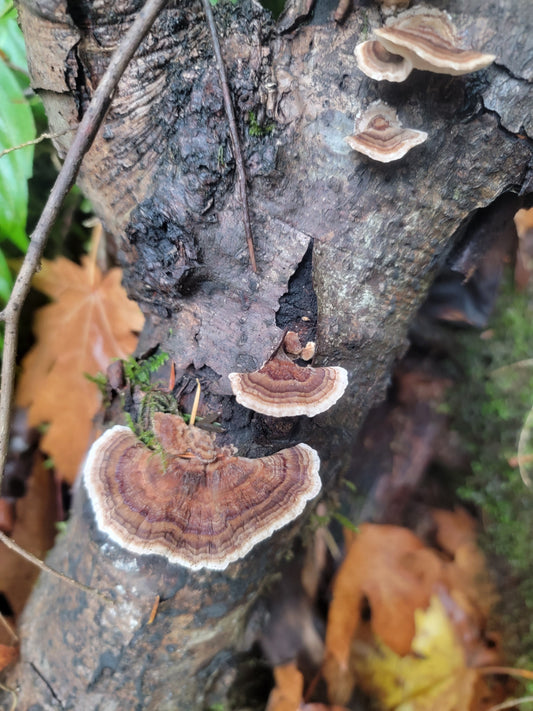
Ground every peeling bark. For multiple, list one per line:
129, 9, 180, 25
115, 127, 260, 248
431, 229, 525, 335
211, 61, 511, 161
3, 0, 532, 707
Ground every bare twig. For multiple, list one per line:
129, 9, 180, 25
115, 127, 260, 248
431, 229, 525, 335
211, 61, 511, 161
480, 666, 533, 680
487, 697, 533, 711
0, 530, 111, 602
0, 129, 76, 160
0, 681, 17, 711
0, 611, 18, 643
189, 378, 201, 427
0, 0, 170, 490
201, 0, 257, 273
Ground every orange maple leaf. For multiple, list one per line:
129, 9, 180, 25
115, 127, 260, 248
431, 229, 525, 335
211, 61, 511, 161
323, 524, 443, 704
0, 644, 18, 671
16, 256, 144, 482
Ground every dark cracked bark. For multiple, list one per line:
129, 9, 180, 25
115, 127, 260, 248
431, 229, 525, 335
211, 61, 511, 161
3, 0, 532, 707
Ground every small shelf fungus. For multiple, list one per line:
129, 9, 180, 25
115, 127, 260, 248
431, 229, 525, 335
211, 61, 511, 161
355, 40, 413, 82
229, 356, 348, 417
373, 7, 495, 76
83, 412, 321, 570
345, 101, 427, 162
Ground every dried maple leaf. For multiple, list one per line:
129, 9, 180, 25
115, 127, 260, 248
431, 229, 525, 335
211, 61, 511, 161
351, 594, 480, 711
0, 644, 18, 671
323, 524, 444, 703
514, 207, 533, 290
266, 663, 304, 711
266, 663, 349, 711
0, 456, 58, 618
16, 256, 144, 482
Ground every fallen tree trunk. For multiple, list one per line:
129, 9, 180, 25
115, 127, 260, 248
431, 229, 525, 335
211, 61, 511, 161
3, 0, 532, 707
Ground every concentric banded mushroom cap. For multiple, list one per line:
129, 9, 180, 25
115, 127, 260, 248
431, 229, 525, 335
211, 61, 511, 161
84, 413, 321, 570
229, 357, 348, 417
374, 7, 495, 75
355, 39, 413, 82
345, 101, 427, 162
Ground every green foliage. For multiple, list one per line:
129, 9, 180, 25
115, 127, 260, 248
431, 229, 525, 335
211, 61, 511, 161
122, 351, 170, 389
331, 511, 358, 533
447, 277, 533, 658
0, 0, 39, 352
248, 111, 273, 138
0, 0, 34, 253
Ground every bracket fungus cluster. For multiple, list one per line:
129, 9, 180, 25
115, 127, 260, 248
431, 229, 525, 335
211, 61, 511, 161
229, 354, 348, 417
348, 8, 495, 161
355, 7, 495, 82
84, 412, 321, 570
345, 101, 427, 163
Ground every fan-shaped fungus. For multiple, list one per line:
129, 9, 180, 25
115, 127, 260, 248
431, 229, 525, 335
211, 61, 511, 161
345, 101, 427, 162
229, 357, 348, 417
374, 7, 495, 75
84, 412, 321, 570
355, 39, 413, 82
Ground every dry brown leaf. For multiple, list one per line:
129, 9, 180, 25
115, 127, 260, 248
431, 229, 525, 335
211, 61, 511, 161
0, 644, 18, 671
432, 509, 499, 622
514, 207, 533, 290
432, 507, 478, 556
266, 663, 304, 711
324, 524, 443, 704
0, 499, 14, 534
301, 705, 349, 711
16, 256, 144, 482
0, 456, 58, 618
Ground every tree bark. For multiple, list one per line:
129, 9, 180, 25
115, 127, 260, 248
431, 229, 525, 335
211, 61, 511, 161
3, 0, 532, 707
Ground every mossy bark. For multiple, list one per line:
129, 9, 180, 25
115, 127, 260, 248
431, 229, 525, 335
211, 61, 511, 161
3, 0, 532, 707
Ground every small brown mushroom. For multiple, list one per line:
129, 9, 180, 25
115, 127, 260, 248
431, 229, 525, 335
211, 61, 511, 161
283, 330, 305, 356
355, 39, 413, 82
345, 101, 427, 162
84, 413, 321, 570
229, 357, 348, 417
374, 7, 495, 75
299, 341, 316, 362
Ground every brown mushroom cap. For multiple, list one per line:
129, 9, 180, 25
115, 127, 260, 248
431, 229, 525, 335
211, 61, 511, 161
345, 101, 427, 162
355, 39, 413, 82
374, 7, 495, 75
229, 357, 348, 417
84, 413, 321, 570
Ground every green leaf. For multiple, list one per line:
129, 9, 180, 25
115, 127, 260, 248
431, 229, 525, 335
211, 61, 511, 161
0, 1, 29, 75
0, 247, 12, 303
0, 57, 34, 250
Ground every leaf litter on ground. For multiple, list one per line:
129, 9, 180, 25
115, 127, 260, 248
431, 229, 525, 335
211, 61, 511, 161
322, 515, 506, 708
267, 509, 512, 710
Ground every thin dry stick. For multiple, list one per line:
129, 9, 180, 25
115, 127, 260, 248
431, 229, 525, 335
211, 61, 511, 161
201, 0, 257, 273
0, 0, 170, 492
0, 681, 17, 711
487, 697, 533, 711
189, 378, 201, 427
0, 530, 112, 602
0, 611, 18, 643
480, 666, 533, 681
517, 403, 533, 487
0, 129, 76, 160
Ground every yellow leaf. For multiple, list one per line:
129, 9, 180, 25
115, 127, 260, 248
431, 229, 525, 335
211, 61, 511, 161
352, 594, 478, 711
16, 256, 144, 482
324, 524, 443, 703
